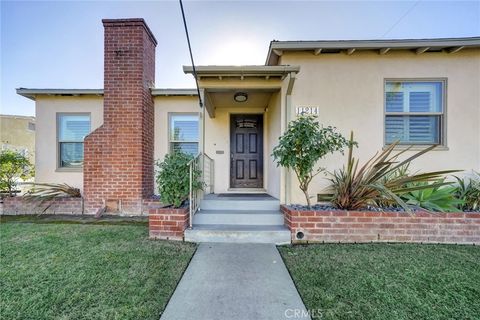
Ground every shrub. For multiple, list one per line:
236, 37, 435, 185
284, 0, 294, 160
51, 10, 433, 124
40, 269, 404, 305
156, 152, 203, 208
401, 181, 464, 212
454, 172, 480, 211
272, 114, 351, 208
319, 132, 459, 211
0, 149, 33, 197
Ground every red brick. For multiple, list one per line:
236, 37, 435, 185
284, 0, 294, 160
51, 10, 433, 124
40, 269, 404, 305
83, 19, 157, 215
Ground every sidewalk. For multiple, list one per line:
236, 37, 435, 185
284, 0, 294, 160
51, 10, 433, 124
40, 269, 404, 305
160, 243, 310, 320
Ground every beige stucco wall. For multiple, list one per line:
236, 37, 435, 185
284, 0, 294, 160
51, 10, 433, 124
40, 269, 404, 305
33, 94, 281, 197
204, 107, 268, 194
154, 95, 282, 196
35, 96, 103, 191
280, 48, 480, 204
265, 92, 282, 199
153, 96, 199, 194
30, 49, 479, 204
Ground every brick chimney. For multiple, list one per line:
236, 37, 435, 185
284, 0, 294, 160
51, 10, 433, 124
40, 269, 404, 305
83, 19, 157, 214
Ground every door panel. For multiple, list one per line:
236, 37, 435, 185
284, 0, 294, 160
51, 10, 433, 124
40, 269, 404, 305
249, 133, 257, 153
249, 160, 257, 179
236, 160, 244, 179
230, 115, 263, 188
236, 134, 244, 153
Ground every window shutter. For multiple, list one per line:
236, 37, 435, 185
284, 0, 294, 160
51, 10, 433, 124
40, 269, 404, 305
409, 91, 431, 112
171, 142, 199, 155
59, 115, 91, 141
385, 116, 406, 143
408, 116, 439, 144
170, 115, 199, 141
386, 92, 404, 112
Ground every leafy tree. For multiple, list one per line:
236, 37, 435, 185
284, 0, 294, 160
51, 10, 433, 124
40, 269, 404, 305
272, 115, 350, 208
0, 149, 33, 196
155, 152, 203, 208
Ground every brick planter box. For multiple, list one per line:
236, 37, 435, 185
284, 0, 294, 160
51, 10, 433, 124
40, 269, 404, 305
149, 207, 189, 241
1, 196, 83, 215
282, 205, 480, 245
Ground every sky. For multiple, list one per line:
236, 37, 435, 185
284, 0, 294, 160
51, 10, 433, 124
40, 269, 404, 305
1, 0, 479, 116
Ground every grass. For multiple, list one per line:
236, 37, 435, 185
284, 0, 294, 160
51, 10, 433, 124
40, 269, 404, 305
0, 222, 196, 320
279, 243, 480, 320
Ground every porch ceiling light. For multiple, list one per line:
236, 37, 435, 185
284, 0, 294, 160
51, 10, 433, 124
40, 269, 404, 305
234, 92, 248, 103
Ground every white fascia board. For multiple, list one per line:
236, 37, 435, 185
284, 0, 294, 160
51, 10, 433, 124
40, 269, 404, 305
16, 88, 103, 100
266, 37, 480, 65
183, 65, 300, 77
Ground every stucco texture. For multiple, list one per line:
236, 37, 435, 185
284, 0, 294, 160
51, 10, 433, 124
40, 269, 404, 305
35, 96, 103, 191
280, 48, 480, 204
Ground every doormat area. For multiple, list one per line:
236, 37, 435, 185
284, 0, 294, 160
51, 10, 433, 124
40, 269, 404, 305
217, 193, 271, 198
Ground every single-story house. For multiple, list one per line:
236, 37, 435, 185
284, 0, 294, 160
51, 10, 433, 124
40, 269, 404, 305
16, 19, 480, 242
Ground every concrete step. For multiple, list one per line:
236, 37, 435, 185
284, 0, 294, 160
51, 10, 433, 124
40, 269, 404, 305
185, 225, 291, 244
193, 210, 284, 226
200, 199, 280, 211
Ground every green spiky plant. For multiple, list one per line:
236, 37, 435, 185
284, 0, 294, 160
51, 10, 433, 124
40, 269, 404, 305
319, 132, 460, 212
454, 172, 480, 211
23, 183, 81, 214
401, 180, 464, 212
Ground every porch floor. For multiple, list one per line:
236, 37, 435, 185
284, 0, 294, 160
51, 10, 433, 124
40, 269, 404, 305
204, 193, 277, 201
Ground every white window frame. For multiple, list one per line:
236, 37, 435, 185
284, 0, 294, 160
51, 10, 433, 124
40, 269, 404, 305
168, 113, 200, 155
56, 113, 91, 170
384, 78, 447, 147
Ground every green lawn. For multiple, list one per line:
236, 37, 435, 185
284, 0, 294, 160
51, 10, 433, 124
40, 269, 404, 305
279, 244, 480, 320
0, 222, 196, 320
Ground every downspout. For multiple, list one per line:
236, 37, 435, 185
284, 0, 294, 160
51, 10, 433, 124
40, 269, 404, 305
283, 71, 296, 205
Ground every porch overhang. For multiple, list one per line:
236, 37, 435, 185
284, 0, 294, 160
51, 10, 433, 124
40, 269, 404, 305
183, 65, 300, 80
183, 65, 300, 118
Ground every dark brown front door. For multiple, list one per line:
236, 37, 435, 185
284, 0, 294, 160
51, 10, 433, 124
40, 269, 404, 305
230, 114, 263, 188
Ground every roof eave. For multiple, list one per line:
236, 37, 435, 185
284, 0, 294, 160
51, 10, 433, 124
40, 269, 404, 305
266, 37, 480, 65
16, 88, 200, 100
16, 88, 104, 101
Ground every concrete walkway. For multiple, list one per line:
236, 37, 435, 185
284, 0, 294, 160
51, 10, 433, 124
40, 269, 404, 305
160, 243, 310, 320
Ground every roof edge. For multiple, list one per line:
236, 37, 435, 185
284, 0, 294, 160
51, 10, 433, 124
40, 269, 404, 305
16, 88, 199, 100
266, 36, 480, 65
16, 88, 103, 101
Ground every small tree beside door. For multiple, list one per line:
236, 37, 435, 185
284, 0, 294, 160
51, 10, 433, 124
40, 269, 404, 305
272, 115, 351, 208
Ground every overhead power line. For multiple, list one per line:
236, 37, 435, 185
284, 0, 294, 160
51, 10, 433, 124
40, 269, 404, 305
381, 0, 421, 38
179, 0, 203, 108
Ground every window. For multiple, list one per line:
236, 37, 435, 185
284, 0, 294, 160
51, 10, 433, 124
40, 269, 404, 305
58, 114, 90, 168
28, 122, 35, 131
385, 80, 445, 145
169, 114, 199, 155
